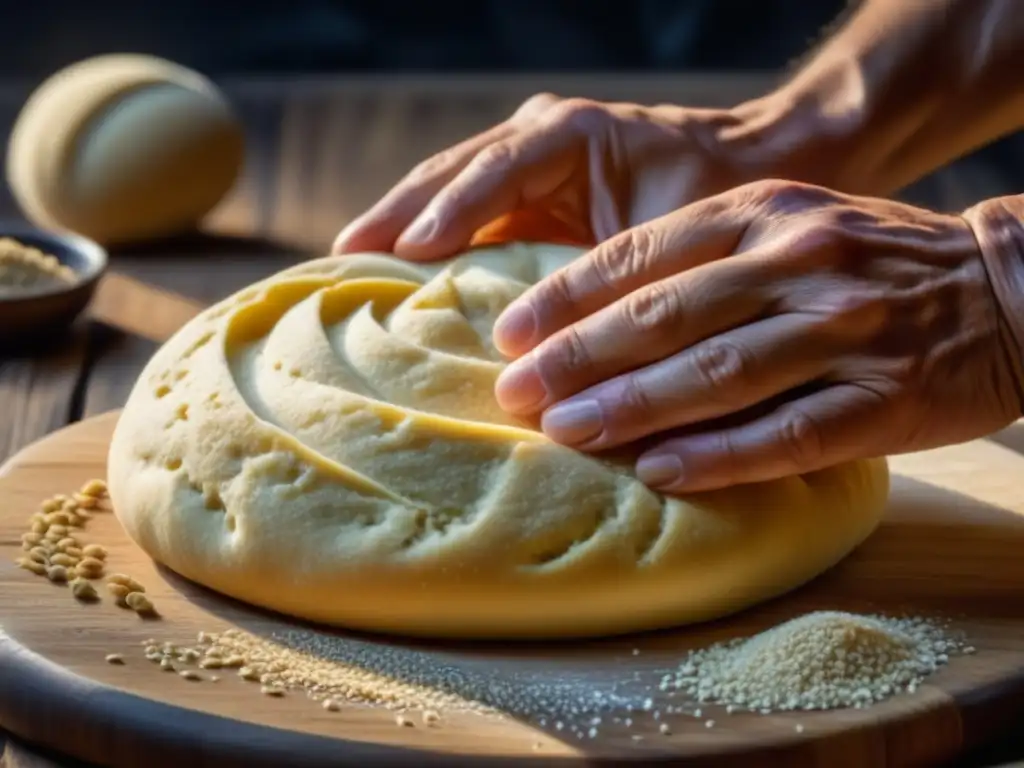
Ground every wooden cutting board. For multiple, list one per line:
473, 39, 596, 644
2, 411, 1024, 768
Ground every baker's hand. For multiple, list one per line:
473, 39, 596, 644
492, 180, 1024, 492
332, 93, 779, 260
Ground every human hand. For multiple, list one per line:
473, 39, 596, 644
490, 180, 1024, 492
332, 93, 793, 261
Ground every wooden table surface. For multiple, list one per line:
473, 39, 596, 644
0, 72, 1021, 768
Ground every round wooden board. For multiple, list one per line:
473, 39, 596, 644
3, 413, 1024, 768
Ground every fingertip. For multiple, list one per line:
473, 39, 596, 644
493, 302, 538, 357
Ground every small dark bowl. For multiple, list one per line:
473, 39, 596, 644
0, 223, 108, 349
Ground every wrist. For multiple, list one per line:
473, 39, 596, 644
963, 196, 1024, 415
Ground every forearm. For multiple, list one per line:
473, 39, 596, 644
721, 0, 1024, 196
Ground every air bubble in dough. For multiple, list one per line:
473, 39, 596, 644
6, 54, 244, 245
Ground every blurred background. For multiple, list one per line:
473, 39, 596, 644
1, 0, 1022, 230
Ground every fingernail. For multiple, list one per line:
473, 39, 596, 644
542, 400, 603, 445
332, 220, 361, 252
636, 453, 683, 488
493, 303, 537, 354
399, 214, 438, 246
495, 356, 547, 413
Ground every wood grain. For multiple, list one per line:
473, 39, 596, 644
2, 413, 1024, 767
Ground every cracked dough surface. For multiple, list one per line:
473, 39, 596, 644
108, 243, 889, 639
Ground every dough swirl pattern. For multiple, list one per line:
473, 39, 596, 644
108, 243, 889, 639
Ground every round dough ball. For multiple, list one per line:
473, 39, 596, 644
6, 54, 244, 245
107, 243, 889, 640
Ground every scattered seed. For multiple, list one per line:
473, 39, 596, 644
160, 658, 175, 672
261, 685, 285, 697
795, 723, 805, 733
80, 479, 108, 497
16, 558, 46, 575
322, 699, 340, 712
47, 523, 68, 537
105, 654, 125, 665
21, 532, 42, 546
395, 714, 413, 727
422, 709, 440, 726
238, 667, 260, 681
56, 537, 78, 549
50, 553, 78, 568
73, 493, 99, 509
180, 670, 202, 681
30, 520, 47, 534
659, 723, 671, 735
71, 578, 98, 601
125, 592, 156, 615
46, 564, 68, 583
199, 657, 223, 670
705, 720, 716, 729
80, 544, 107, 560
106, 583, 131, 603
27, 548, 48, 564
107, 574, 145, 593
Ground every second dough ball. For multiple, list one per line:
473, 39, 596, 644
6, 54, 244, 246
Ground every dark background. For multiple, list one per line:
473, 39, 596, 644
0, 0, 1021, 203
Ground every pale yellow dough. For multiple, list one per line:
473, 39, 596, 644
108, 243, 889, 639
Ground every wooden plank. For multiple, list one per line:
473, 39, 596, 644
5, 415, 1024, 766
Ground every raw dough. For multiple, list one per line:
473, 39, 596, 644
6, 54, 243, 245
108, 243, 889, 639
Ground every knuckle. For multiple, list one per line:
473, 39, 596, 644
690, 340, 752, 394
592, 226, 659, 288
619, 374, 657, 417
551, 325, 593, 374
746, 179, 833, 215
469, 141, 516, 175
406, 151, 455, 185
513, 91, 561, 119
777, 407, 825, 470
549, 98, 607, 130
623, 281, 681, 338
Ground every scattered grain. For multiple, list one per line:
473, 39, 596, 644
322, 699, 340, 712
82, 544, 107, 560
50, 553, 78, 568
705, 720, 716, 728
422, 709, 440, 726
395, 714, 413, 727
56, 536, 78, 550
106, 583, 131, 604
47, 524, 68, 538
658, 722, 671, 735
30, 520, 47, 534
20, 532, 42, 546
180, 670, 202, 681
125, 592, 156, 615
660, 611, 966, 713
160, 658, 175, 672
80, 479, 108, 497
105, 654, 125, 665
27, 548, 48, 564
261, 685, 285, 697
107, 574, 145, 593
71, 578, 98, 601
15, 558, 46, 576
46, 564, 68, 583
73, 493, 99, 509
795, 723, 805, 733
